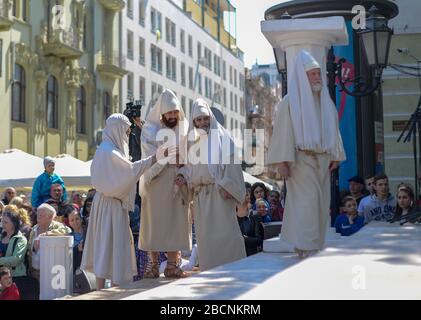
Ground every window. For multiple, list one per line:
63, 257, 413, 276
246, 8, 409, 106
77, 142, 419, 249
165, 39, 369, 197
139, 37, 145, 65
230, 92, 233, 111
0, 39, 3, 77
127, 72, 134, 98
223, 88, 227, 108
235, 94, 238, 112
12, 64, 26, 123
240, 97, 245, 116
214, 55, 221, 76
214, 83, 221, 103
234, 69, 237, 88
230, 118, 233, 131
197, 42, 202, 62
165, 18, 176, 47
205, 77, 213, 99
198, 73, 202, 95
12, 0, 18, 17
104, 91, 111, 122
166, 54, 176, 81
181, 96, 186, 113
139, 0, 145, 26
46, 76, 58, 129
189, 99, 193, 118
240, 73, 245, 91
127, 30, 134, 60
204, 47, 212, 70
76, 86, 86, 134
180, 29, 185, 53
151, 8, 162, 34
181, 63, 186, 87
188, 67, 193, 89
235, 120, 238, 130
151, 44, 162, 74
223, 61, 226, 80
83, 13, 88, 50
139, 76, 146, 104
127, 0, 133, 19
188, 35, 193, 57
22, 0, 28, 21
230, 66, 233, 84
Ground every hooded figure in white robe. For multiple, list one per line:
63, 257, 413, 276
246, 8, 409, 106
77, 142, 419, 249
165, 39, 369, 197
138, 89, 191, 277
178, 99, 246, 271
266, 50, 346, 256
81, 113, 159, 287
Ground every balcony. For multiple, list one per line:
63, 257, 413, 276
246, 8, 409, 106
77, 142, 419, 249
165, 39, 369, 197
43, 28, 83, 59
97, 51, 128, 79
0, 0, 14, 31
99, 0, 125, 12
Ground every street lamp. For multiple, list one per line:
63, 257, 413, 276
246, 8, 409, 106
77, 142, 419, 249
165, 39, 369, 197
274, 48, 288, 97
336, 5, 393, 97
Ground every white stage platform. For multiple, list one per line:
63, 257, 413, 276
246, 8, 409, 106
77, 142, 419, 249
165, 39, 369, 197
74, 222, 421, 300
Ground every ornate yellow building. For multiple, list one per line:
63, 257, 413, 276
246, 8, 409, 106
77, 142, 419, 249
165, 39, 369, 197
0, 0, 128, 160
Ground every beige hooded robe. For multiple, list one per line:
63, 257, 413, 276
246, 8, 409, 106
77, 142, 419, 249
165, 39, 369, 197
81, 113, 155, 285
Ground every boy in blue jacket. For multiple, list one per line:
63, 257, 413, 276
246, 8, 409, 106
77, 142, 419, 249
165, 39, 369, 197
335, 196, 364, 236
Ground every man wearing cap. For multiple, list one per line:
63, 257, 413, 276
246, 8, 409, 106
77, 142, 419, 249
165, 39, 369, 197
267, 50, 346, 258
176, 98, 246, 271
347, 176, 367, 205
31, 156, 67, 208
139, 89, 191, 279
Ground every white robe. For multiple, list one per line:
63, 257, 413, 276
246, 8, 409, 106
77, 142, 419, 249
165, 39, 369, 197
138, 124, 191, 252
267, 95, 345, 251
81, 141, 154, 285
182, 163, 246, 271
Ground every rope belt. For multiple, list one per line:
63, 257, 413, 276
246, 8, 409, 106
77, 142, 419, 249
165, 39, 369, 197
297, 149, 327, 169
193, 183, 213, 196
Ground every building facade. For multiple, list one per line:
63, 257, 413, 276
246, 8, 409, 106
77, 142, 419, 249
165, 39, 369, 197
0, 0, 128, 160
245, 66, 280, 180
120, 0, 246, 137
382, 0, 421, 191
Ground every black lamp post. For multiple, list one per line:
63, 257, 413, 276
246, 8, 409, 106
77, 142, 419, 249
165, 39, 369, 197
335, 5, 393, 97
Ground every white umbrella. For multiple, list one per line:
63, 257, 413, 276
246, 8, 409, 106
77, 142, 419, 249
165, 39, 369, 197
0, 149, 44, 188
243, 171, 273, 190
53, 154, 91, 186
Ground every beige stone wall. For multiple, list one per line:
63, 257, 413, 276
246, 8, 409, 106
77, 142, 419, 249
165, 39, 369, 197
0, 0, 127, 161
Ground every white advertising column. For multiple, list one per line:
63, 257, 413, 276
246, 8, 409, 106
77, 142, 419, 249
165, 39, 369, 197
40, 236, 74, 300
261, 16, 349, 80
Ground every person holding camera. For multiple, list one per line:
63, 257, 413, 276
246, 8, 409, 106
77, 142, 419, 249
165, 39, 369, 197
80, 113, 176, 290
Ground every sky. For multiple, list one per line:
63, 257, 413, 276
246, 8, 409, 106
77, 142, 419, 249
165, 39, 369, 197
229, 0, 289, 68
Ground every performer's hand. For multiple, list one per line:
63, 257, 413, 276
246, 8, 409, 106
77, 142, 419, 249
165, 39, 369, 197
278, 162, 290, 179
329, 161, 340, 172
156, 145, 178, 164
221, 188, 234, 200
175, 174, 186, 187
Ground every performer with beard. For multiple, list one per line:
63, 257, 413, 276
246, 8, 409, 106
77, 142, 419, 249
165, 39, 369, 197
176, 99, 246, 271
266, 50, 346, 258
139, 89, 191, 278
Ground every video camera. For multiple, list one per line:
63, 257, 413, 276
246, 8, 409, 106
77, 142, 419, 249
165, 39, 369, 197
123, 98, 143, 128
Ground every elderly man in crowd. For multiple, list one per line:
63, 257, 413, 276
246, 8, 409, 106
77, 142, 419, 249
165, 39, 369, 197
139, 89, 191, 279
27, 203, 72, 282
267, 50, 346, 258
45, 184, 74, 226
177, 98, 246, 271
31, 157, 67, 208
